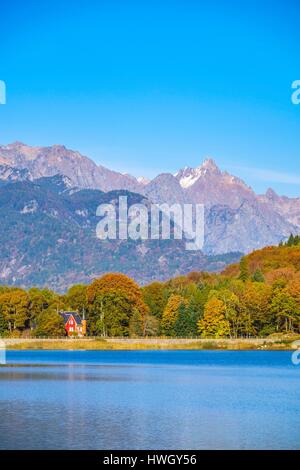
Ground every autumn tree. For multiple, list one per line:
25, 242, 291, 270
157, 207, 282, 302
35, 311, 66, 337
142, 282, 168, 318
127, 308, 158, 337
269, 289, 300, 332
142, 313, 160, 336
128, 308, 144, 336
0, 309, 8, 335
207, 288, 241, 337
0, 289, 30, 332
286, 278, 300, 308
87, 273, 148, 337
241, 282, 272, 336
197, 297, 230, 338
161, 294, 187, 336
265, 267, 296, 287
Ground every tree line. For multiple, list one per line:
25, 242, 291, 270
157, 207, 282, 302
1, 242, 300, 338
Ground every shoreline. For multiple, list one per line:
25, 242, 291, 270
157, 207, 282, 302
2, 337, 298, 351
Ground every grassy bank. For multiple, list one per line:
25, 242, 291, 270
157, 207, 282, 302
2, 335, 299, 351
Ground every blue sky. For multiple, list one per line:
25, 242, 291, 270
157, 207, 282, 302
0, 0, 300, 195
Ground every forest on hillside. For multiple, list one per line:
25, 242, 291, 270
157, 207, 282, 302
1, 237, 300, 339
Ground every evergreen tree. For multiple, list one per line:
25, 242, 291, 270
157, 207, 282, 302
173, 300, 200, 337
187, 297, 203, 336
252, 269, 265, 283
174, 303, 191, 337
238, 256, 249, 282
287, 233, 295, 246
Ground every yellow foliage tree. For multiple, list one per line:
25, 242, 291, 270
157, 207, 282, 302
286, 279, 300, 307
197, 297, 230, 338
0, 289, 30, 332
161, 294, 187, 336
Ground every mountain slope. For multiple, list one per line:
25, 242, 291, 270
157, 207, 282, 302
258, 188, 300, 228
0, 142, 143, 193
204, 199, 294, 254
143, 173, 187, 204
0, 176, 240, 290
0, 142, 299, 257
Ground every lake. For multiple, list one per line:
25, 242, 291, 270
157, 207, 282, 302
0, 350, 299, 449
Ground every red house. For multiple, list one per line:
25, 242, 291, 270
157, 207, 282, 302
59, 311, 86, 337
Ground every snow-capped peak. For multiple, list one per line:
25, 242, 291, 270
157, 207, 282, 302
177, 169, 201, 188
137, 176, 150, 185
175, 158, 221, 188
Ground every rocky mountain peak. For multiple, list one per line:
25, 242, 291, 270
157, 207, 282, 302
137, 176, 150, 185
175, 158, 222, 189
200, 158, 220, 172
144, 172, 186, 204
265, 187, 279, 200
6, 141, 27, 149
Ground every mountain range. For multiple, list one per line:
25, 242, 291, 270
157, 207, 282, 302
0, 141, 299, 290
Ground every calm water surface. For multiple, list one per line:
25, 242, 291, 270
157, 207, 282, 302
0, 350, 299, 449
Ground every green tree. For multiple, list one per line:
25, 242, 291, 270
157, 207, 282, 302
269, 289, 300, 332
87, 273, 148, 337
174, 302, 198, 337
238, 256, 249, 282
252, 269, 265, 283
186, 296, 204, 335
64, 284, 88, 313
35, 311, 66, 337
142, 282, 168, 318
28, 288, 51, 328
174, 303, 189, 337
287, 233, 295, 246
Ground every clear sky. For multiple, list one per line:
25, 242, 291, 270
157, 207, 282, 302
0, 0, 300, 196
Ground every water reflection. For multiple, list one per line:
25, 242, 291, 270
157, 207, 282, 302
0, 351, 299, 449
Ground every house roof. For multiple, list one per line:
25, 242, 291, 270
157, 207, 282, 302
59, 311, 82, 326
